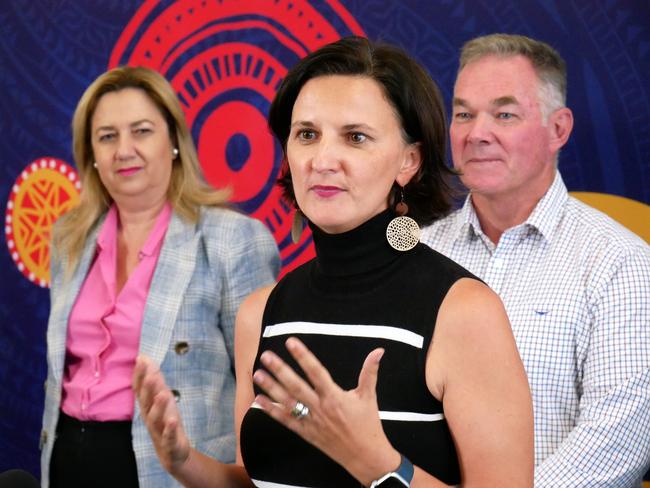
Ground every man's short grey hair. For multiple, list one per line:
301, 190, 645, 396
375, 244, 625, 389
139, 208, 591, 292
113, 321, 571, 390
459, 33, 567, 122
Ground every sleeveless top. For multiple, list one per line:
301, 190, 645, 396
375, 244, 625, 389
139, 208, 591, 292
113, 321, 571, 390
240, 209, 476, 487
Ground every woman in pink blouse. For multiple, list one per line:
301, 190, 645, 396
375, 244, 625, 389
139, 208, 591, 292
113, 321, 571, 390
40, 66, 279, 488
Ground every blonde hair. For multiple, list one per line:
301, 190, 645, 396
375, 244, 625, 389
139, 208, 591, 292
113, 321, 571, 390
54, 66, 230, 275
459, 33, 566, 122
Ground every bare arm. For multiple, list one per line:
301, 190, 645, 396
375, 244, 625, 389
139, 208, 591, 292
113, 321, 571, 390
426, 278, 534, 486
234, 285, 275, 464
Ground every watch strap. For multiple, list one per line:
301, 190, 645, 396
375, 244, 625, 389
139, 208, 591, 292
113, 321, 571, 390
369, 454, 414, 487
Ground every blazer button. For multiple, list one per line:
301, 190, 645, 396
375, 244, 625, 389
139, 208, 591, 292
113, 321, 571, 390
171, 389, 181, 402
174, 341, 190, 355
39, 430, 48, 450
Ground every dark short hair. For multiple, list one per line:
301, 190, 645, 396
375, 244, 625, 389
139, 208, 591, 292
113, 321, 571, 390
268, 36, 454, 225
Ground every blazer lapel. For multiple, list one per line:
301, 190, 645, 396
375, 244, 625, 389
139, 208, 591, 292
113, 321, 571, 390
138, 212, 200, 365
48, 222, 103, 383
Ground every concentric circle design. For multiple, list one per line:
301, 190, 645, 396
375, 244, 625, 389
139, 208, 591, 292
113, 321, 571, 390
5, 158, 81, 287
109, 0, 364, 275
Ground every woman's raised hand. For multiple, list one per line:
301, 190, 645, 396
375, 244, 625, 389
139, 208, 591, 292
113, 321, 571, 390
252, 338, 400, 486
133, 355, 191, 473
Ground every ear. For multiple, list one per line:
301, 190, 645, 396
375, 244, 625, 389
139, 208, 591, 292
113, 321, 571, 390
395, 142, 422, 187
548, 107, 573, 153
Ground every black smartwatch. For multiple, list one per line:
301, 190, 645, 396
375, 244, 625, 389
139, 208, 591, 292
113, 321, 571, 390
369, 454, 414, 487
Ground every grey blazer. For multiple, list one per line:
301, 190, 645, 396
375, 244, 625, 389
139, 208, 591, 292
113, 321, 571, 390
41, 206, 280, 487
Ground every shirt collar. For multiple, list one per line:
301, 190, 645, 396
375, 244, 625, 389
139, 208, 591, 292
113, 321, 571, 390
96, 204, 119, 252
140, 202, 173, 257
524, 171, 568, 241
95, 201, 173, 257
451, 170, 568, 244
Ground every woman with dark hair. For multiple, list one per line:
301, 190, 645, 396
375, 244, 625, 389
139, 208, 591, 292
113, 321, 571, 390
135, 36, 533, 487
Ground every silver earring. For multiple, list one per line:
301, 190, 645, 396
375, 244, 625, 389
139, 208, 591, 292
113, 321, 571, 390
93, 162, 97, 169
291, 209, 305, 244
172, 148, 179, 158
386, 187, 420, 252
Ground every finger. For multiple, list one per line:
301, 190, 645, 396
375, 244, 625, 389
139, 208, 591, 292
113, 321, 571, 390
285, 337, 335, 394
357, 348, 384, 397
150, 390, 190, 468
133, 354, 155, 393
252, 368, 295, 406
259, 349, 319, 407
149, 388, 176, 434
255, 393, 306, 431
138, 366, 169, 416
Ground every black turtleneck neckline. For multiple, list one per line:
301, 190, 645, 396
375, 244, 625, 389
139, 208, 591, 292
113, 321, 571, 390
308, 208, 402, 277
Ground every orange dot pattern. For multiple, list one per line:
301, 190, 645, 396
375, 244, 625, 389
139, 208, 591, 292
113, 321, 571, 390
5, 158, 81, 287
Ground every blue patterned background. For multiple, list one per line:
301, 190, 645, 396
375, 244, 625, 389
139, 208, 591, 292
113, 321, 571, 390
0, 0, 648, 478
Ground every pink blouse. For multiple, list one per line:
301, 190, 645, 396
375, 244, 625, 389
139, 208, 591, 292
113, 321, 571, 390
61, 202, 172, 421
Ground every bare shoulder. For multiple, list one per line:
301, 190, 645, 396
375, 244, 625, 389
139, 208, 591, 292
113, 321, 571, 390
440, 277, 508, 329
236, 284, 275, 331
427, 277, 519, 398
235, 284, 276, 382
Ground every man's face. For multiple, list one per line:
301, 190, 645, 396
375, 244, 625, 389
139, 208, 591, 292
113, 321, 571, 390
450, 55, 557, 202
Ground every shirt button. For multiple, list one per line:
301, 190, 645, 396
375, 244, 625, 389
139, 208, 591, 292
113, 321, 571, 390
174, 341, 190, 355
81, 403, 87, 410
94, 371, 99, 378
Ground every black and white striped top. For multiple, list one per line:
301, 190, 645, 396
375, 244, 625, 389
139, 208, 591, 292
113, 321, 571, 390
241, 209, 476, 487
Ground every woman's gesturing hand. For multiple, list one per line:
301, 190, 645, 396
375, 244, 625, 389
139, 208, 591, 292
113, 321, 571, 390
133, 355, 191, 474
252, 338, 400, 486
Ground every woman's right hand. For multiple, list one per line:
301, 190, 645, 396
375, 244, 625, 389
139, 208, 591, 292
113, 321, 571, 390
133, 355, 191, 473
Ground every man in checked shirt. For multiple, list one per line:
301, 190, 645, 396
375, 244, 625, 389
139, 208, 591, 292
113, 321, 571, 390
421, 33, 650, 487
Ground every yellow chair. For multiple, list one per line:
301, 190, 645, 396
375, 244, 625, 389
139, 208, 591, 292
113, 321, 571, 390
570, 192, 650, 243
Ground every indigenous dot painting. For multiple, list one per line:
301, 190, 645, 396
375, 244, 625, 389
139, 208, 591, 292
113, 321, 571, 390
4, 158, 81, 287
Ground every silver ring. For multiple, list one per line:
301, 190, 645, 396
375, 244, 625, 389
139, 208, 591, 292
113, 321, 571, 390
290, 401, 310, 420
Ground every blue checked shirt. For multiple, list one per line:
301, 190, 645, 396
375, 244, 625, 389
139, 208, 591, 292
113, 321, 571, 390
421, 172, 650, 487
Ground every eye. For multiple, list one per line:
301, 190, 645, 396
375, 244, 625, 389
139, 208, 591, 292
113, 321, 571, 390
98, 132, 116, 142
496, 112, 515, 120
453, 112, 472, 121
348, 132, 367, 144
134, 127, 152, 135
297, 129, 317, 141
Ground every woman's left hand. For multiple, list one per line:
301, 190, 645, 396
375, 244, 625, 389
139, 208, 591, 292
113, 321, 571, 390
253, 337, 400, 486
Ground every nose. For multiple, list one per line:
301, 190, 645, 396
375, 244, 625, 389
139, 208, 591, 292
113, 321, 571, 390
465, 113, 494, 145
115, 133, 136, 161
311, 137, 341, 173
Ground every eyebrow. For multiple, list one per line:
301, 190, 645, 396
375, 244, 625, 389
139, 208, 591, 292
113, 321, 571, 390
290, 120, 315, 129
452, 96, 520, 109
492, 96, 519, 107
290, 121, 376, 132
342, 123, 375, 132
94, 119, 155, 134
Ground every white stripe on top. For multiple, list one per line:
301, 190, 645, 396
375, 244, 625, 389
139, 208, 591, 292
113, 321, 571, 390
250, 402, 443, 422
262, 321, 424, 349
